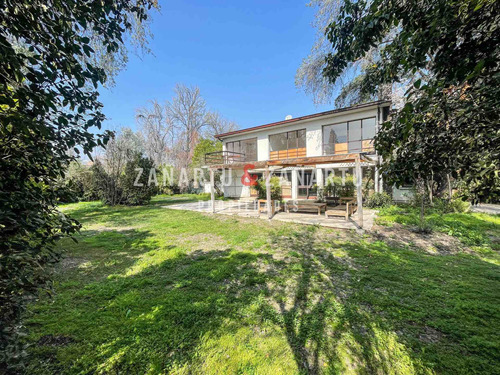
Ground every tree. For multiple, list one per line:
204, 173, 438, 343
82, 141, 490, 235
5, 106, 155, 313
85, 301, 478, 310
0, 0, 156, 369
97, 128, 146, 205
322, 0, 499, 201
136, 100, 175, 166
296, 0, 396, 106
204, 111, 238, 138
136, 85, 238, 170
166, 84, 208, 169
191, 138, 223, 195
191, 138, 223, 168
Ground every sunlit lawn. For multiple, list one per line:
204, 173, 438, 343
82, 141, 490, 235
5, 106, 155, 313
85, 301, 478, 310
25, 195, 500, 374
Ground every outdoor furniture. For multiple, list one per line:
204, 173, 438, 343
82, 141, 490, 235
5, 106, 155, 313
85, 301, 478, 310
286, 200, 327, 216
258, 199, 276, 215
325, 199, 357, 220
325, 196, 339, 206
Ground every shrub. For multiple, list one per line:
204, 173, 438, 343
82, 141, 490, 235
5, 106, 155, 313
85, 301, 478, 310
433, 197, 470, 213
325, 175, 355, 197
254, 176, 282, 201
95, 154, 157, 206
366, 192, 392, 208
60, 161, 101, 203
120, 155, 158, 205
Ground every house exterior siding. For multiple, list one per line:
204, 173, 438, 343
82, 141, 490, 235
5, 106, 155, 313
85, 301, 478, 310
213, 101, 393, 199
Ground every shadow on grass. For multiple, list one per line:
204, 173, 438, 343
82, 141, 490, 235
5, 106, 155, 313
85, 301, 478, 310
27, 224, 499, 374
261, 227, 499, 374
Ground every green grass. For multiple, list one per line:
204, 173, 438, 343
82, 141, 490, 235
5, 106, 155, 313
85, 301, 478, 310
25, 196, 500, 374
377, 205, 500, 252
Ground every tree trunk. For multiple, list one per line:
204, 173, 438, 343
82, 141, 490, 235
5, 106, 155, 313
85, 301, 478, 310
447, 173, 452, 201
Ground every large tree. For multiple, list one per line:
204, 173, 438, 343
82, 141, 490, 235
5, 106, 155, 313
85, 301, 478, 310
136, 100, 176, 166
322, 0, 499, 201
136, 85, 238, 169
0, 0, 157, 369
296, 0, 398, 106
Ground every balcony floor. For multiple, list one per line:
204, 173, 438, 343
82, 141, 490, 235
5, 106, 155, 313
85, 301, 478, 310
163, 200, 375, 232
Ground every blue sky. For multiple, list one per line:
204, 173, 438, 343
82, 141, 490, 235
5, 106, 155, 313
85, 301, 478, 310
99, 0, 335, 132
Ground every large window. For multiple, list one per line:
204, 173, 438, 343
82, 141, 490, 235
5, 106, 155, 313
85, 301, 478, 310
269, 129, 306, 160
323, 117, 376, 155
226, 138, 257, 162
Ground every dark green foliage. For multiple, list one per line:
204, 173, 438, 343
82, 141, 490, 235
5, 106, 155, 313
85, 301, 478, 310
324, 175, 355, 198
62, 161, 101, 203
91, 155, 157, 206
120, 154, 158, 205
323, 0, 500, 202
433, 197, 471, 214
0, 0, 155, 370
254, 176, 282, 201
366, 192, 392, 208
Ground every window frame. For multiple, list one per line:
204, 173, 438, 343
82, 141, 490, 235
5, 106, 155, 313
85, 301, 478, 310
322, 117, 377, 155
225, 137, 258, 161
268, 129, 307, 160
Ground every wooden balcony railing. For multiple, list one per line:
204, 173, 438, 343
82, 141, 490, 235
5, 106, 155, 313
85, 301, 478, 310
204, 151, 246, 165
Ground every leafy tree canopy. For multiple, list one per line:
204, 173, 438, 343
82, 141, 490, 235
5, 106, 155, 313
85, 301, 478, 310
0, 0, 157, 369
323, 0, 499, 201
191, 138, 222, 168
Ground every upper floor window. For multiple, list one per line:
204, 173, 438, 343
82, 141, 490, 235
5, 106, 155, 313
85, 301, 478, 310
226, 138, 257, 161
323, 117, 376, 155
269, 129, 306, 160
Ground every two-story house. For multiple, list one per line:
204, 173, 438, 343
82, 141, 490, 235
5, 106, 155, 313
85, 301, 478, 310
205, 100, 391, 201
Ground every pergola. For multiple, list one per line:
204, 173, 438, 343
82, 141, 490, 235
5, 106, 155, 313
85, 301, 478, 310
208, 153, 375, 229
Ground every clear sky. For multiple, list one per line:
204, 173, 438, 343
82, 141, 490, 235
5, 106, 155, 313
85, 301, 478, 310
99, 0, 336, 132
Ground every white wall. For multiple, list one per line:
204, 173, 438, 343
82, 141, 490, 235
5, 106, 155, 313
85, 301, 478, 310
221, 169, 251, 198
222, 106, 380, 161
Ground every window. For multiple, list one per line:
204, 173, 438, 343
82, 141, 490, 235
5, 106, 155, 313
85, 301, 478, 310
225, 138, 257, 162
269, 129, 306, 160
323, 117, 376, 155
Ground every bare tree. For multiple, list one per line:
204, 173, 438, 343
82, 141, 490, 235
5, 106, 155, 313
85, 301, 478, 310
204, 110, 238, 138
136, 100, 175, 166
135, 84, 239, 169
166, 84, 208, 168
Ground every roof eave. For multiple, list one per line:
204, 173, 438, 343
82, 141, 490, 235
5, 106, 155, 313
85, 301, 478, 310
215, 100, 391, 140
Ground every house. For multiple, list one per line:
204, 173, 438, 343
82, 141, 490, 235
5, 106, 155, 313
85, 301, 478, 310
205, 100, 392, 203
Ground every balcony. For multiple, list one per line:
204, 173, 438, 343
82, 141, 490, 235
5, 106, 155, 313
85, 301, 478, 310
204, 151, 246, 165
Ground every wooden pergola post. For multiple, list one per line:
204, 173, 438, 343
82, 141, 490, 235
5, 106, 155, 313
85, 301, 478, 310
355, 156, 364, 229
265, 167, 272, 219
210, 168, 215, 213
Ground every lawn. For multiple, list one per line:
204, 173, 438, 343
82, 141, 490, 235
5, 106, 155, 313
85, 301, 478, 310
25, 195, 500, 374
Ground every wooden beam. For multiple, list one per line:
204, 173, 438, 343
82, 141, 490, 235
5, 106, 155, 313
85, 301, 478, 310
208, 153, 374, 170
355, 156, 363, 229
266, 153, 373, 167
210, 168, 215, 213
265, 167, 272, 219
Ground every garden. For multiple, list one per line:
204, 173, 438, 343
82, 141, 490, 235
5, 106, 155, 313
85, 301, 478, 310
23, 194, 499, 374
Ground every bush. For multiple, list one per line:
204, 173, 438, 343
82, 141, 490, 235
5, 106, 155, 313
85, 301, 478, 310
95, 154, 157, 206
433, 197, 470, 213
325, 175, 355, 198
60, 161, 101, 203
366, 192, 392, 208
254, 176, 282, 201
120, 155, 158, 205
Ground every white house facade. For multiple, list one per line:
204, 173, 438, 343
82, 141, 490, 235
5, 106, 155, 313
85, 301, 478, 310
205, 100, 398, 200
